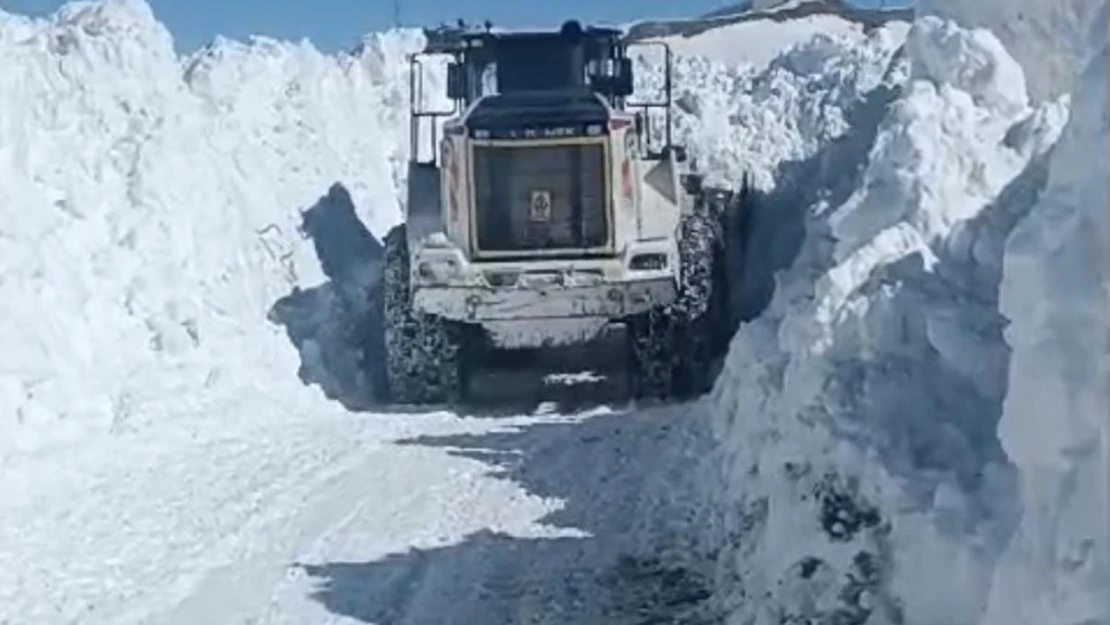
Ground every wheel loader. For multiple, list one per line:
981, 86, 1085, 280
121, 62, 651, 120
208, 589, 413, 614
378, 19, 749, 405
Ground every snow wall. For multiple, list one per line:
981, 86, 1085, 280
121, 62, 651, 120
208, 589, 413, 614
689, 2, 1107, 624
0, 0, 1104, 623
932, 1, 1109, 623
0, 0, 424, 455
692, 13, 1082, 624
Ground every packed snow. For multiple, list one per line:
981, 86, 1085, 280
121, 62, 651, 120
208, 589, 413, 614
0, 0, 1105, 623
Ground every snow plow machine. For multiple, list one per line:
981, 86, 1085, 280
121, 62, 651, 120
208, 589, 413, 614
378, 19, 751, 406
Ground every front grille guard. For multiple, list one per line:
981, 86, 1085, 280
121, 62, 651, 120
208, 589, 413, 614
469, 140, 613, 258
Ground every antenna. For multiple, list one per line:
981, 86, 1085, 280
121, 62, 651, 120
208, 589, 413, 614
393, 0, 401, 26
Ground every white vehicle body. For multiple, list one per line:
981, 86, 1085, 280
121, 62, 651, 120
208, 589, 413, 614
380, 21, 739, 405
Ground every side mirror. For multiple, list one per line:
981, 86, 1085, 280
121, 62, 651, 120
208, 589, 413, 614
613, 58, 634, 97
446, 63, 466, 100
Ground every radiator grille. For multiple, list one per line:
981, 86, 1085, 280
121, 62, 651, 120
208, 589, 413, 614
472, 143, 608, 253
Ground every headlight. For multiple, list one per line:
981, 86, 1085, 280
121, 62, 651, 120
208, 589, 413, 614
629, 253, 667, 271
415, 257, 461, 283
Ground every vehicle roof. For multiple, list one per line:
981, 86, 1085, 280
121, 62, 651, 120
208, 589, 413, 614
478, 25, 623, 39
422, 21, 624, 54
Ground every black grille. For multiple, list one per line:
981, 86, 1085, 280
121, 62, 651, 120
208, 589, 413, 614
472, 143, 608, 253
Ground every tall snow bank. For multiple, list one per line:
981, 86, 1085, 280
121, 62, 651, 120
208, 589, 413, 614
979, 2, 1109, 623
701, 16, 1069, 623
902, 0, 1109, 620
0, 0, 428, 457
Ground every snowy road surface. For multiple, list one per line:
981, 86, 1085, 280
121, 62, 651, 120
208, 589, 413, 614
0, 402, 713, 625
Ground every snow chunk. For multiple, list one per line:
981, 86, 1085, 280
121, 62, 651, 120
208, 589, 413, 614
826, 17, 1061, 267
908, 16, 1028, 118
915, 0, 1104, 102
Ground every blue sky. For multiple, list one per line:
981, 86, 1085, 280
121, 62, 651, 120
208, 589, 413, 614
1, 0, 909, 53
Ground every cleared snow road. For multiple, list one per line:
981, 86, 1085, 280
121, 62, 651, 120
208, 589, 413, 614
0, 402, 714, 625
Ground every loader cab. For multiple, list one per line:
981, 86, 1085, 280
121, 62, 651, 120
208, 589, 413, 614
439, 21, 634, 106
409, 20, 680, 163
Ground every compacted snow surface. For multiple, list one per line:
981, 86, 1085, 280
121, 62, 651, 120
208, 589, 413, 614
0, 0, 1106, 624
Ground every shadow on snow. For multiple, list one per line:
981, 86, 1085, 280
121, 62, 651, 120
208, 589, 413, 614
267, 183, 387, 412
295, 403, 722, 625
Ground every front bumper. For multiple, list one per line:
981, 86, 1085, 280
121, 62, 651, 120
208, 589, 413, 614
408, 235, 680, 324
413, 276, 677, 322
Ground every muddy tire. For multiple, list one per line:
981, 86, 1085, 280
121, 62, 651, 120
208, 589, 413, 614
627, 194, 734, 401
380, 224, 470, 405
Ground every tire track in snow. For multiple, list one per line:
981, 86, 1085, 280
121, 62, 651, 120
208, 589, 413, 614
158, 415, 583, 625
1, 402, 712, 625
153, 445, 400, 625
281, 405, 718, 625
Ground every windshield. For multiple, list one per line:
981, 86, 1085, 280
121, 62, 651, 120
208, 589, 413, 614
463, 34, 620, 98
495, 38, 581, 91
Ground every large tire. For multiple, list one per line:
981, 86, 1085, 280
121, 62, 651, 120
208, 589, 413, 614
380, 224, 470, 405
627, 195, 733, 401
